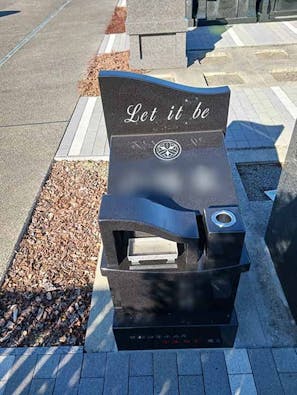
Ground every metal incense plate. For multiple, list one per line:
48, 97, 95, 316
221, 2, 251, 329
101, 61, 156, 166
127, 237, 178, 265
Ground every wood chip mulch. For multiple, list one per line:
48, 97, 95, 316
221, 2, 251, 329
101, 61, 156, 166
0, 161, 108, 347
78, 51, 143, 96
105, 6, 127, 34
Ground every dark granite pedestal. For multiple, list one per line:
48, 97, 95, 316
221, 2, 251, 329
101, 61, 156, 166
265, 122, 297, 322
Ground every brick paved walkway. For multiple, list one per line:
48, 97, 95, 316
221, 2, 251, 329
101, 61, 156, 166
1, 346, 297, 394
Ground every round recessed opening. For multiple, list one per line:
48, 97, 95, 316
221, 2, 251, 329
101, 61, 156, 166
211, 210, 236, 228
216, 213, 232, 223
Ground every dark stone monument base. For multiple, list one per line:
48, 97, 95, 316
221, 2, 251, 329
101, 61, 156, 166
265, 122, 297, 322
113, 309, 238, 350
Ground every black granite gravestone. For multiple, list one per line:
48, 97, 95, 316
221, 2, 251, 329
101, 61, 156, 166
100, 71, 230, 141
98, 71, 250, 350
265, 121, 297, 322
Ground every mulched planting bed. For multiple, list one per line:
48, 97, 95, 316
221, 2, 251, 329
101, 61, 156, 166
78, 51, 143, 96
0, 161, 108, 347
105, 6, 127, 34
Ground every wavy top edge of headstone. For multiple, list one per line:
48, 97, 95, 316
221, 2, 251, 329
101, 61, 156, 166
99, 70, 230, 96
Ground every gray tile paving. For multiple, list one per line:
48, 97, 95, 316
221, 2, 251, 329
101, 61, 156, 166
0, 349, 15, 357
129, 376, 153, 395
8, 346, 83, 356
229, 374, 257, 395
4, 354, 37, 395
29, 378, 55, 395
201, 351, 231, 395
248, 348, 284, 395
0, 355, 15, 381
33, 354, 60, 379
272, 348, 297, 373
55, 97, 88, 158
178, 376, 204, 395
153, 352, 179, 395
81, 353, 106, 378
2, 347, 297, 394
34, 347, 83, 355
187, 21, 297, 51
84, 251, 116, 353
78, 378, 104, 395
224, 349, 252, 374
53, 353, 83, 395
129, 352, 153, 376
177, 350, 202, 375
279, 373, 297, 395
98, 33, 130, 55
103, 353, 129, 395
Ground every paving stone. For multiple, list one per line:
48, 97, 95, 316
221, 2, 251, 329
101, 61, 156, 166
129, 352, 153, 376
224, 349, 252, 374
84, 254, 116, 352
53, 353, 83, 395
14, 347, 83, 356
36, 347, 83, 355
103, 353, 129, 395
229, 374, 257, 395
33, 354, 60, 379
279, 373, 297, 395
0, 349, 15, 357
55, 97, 88, 158
0, 356, 15, 381
4, 354, 37, 395
177, 350, 202, 375
153, 352, 178, 395
129, 376, 153, 395
272, 348, 297, 372
29, 378, 55, 395
81, 353, 106, 378
0, 382, 6, 395
78, 378, 104, 395
14, 347, 39, 356
201, 351, 231, 395
179, 376, 204, 395
248, 348, 284, 395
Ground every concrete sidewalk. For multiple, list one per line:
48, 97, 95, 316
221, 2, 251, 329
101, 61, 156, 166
0, 0, 117, 279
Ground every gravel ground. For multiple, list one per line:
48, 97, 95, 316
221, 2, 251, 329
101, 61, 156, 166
78, 51, 143, 96
237, 163, 281, 201
105, 6, 127, 34
0, 161, 108, 347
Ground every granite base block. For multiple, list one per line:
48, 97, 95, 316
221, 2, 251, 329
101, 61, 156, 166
126, 0, 188, 35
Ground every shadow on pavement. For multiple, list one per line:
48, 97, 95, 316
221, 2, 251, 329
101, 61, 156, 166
226, 121, 284, 150
0, 11, 20, 18
186, 24, 227, 66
